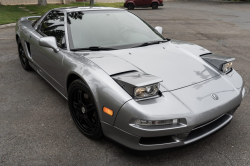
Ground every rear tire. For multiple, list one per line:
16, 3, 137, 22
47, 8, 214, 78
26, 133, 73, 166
68, 79, 103, 139
17, 38, 32, 71
127, 3, 135, 10
152, 3, 158, 9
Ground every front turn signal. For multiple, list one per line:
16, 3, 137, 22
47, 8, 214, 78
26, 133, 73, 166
103, 107, 113, 116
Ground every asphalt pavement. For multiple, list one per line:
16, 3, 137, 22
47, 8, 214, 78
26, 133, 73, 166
0, 2, 250, 165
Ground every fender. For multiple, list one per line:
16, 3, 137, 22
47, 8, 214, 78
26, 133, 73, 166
63, 52, 132, 126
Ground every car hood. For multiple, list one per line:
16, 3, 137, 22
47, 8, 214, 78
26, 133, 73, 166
83, 40, 220, 91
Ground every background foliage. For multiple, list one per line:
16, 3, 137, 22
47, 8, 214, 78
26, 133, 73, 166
0, 2, 124, 25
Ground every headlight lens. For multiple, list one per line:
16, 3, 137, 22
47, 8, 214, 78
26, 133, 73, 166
134, 83, 159, 99
222, 62, 233, 73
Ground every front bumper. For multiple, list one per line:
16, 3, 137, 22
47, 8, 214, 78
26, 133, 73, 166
102, 71, 244, 151
102, 106, 237, 151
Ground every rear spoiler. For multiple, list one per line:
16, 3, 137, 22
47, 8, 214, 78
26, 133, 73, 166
20, 16, 41, 22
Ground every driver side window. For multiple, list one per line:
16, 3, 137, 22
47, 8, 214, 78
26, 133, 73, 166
39, 10, 66, 49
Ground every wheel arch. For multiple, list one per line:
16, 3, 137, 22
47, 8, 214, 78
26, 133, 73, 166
127, 2, 135, 6
66, 72, 84, 92
151, 1, 159, 6
63, 53, 132, 126
16, 34, 20, 43
66, 72, 100, 106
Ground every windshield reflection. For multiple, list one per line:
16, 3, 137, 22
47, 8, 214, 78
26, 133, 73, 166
66, 11, 165, 50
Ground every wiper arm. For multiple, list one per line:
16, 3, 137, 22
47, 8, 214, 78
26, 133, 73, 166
71, 46, 117, 51
132, 40, 168, 48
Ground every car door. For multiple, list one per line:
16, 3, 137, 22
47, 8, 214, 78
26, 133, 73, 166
28, 10, 67, 94
134, 0, 151, 6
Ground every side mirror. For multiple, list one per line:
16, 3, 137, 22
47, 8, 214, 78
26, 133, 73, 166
39, 36, 59, 53
155, 26, 163, 35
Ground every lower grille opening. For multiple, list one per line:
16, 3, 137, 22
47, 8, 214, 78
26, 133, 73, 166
192, 114, 225, 131
185, 114, 232, 144
193, 106, 239, 131
139, 135, 176, 145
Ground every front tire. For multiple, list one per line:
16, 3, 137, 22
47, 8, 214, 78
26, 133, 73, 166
152, 3, 158, 9
127, 3, 135, 10
17, 39, 32, 71
68, 79, 103, 139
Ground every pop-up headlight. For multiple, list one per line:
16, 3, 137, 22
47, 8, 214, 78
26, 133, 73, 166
134, 83, 159, 99
222, 62, 233, 73
112, 72, 162, 100
201, 54, 235, 74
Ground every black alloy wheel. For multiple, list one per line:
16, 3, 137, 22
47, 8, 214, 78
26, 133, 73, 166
17, 39, 32, 71
68, 79, 103, 139
152, 3, 158, 9
127, 3, 135, 10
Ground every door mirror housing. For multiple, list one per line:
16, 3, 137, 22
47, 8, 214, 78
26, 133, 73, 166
155, 26, 163, 35
39, 37, 59, 53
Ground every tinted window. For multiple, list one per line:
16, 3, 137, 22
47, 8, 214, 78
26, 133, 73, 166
40, 10, 66, 49
67, 11, 164, 50
32, 17, 41, 27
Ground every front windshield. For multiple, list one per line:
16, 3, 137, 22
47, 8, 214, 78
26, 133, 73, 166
67, 10, 165, 50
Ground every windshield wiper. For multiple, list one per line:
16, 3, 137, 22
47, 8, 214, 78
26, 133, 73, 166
132, 40, 169, 48
71, 46, 117, 51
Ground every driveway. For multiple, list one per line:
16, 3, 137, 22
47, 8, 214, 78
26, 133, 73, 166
0, 2, 250, 165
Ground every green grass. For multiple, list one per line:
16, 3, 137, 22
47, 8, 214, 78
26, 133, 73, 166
0, 2, 124, 25
0, 5, 32, 25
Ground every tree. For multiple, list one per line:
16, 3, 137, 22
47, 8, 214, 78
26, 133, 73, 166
38, 0, 47, 6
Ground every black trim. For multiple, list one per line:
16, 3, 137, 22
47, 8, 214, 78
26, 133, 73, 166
26, 42, 31, 55
199, 53, 212, 57
185, 114, 232, 143
110, 70, 138, 77
193, 105, 239, 131
140, 136, 175, 145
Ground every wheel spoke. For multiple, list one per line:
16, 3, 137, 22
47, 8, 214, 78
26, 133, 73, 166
73, 101, 78, 109
79, 114, 84, 123
85, 104, 95, 113
78, 90, 83, 103
83, 114, 95, 128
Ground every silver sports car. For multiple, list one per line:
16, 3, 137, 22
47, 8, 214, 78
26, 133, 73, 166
15, 7, 245, 150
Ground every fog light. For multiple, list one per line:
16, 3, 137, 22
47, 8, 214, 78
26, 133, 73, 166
135, 119, 179, 126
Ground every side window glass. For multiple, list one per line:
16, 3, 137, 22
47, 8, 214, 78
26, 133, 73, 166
40, 11, 66, 49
